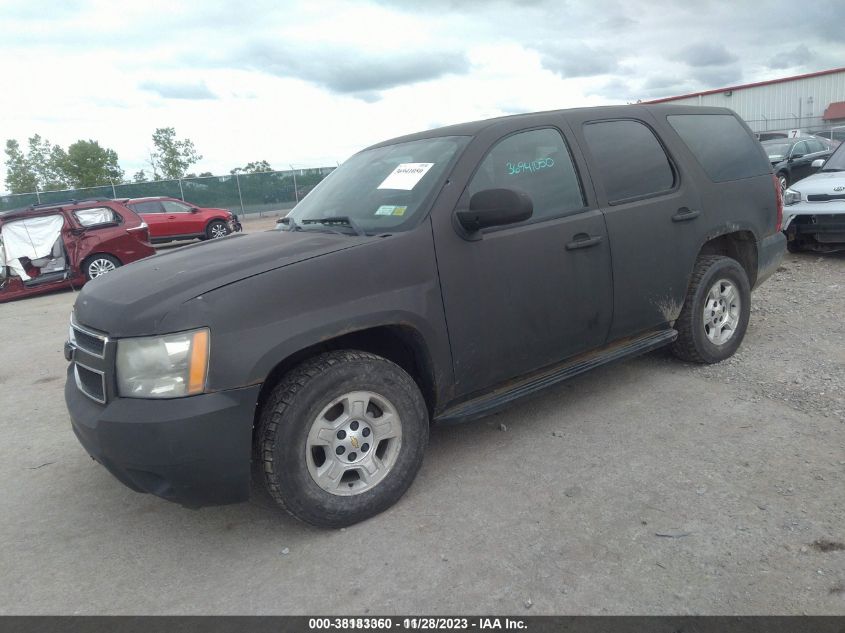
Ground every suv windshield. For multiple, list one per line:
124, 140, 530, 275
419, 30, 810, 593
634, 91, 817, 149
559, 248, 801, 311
283, 136, 469, 235
821, 142, 845, 171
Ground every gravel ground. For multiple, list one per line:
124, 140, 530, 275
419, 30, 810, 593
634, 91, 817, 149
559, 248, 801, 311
0, 238, 842, 615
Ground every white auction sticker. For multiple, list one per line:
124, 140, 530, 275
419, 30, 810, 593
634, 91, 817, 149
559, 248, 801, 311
377, 163, 434, 190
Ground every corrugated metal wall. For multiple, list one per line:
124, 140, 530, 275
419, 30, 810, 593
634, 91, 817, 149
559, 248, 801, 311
662, 70, 845, 132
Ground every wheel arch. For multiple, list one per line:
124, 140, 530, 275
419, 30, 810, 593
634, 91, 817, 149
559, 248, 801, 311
254, 323, 439, 425
697, 229, 758, 288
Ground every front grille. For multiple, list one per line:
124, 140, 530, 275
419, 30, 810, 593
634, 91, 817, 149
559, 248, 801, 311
74, 362, 106, 404
807, 193, 845, 202
71, 321, 107, 357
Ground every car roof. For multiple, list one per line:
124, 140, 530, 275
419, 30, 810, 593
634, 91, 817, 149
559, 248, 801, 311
125, 196, 174, 202
363, 104, 739, 150
0, 198, 122, 222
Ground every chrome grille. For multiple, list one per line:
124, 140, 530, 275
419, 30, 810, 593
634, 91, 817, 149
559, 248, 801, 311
70, 320, 107, 358
74, 362, 106, 404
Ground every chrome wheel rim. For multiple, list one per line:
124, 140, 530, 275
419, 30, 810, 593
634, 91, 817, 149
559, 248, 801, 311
702, 278, 740, 345
88, 258, 116, 278
210, 224, 228, 238
306, 390, 402, 496
778, 175, 787, 192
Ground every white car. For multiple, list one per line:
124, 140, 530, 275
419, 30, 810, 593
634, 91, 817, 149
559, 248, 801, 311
782, 142, 845, 252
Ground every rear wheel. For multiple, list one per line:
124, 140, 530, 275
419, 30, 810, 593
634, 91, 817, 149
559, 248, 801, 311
256, 350, 429, 528
671, 255, 751, 364
206, 220, 229, 240
84, 254, 121, 280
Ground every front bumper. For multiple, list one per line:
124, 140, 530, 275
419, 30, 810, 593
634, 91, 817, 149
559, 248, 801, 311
785, 213, 845, 249
755, 231, 786, 288
65, 366, 261, 508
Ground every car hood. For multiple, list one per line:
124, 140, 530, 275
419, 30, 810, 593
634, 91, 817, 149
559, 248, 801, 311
791, 170, 845, 195
74, 229, 376, 336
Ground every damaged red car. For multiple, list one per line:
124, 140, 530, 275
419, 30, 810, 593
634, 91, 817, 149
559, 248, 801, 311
0, 198, 155, 303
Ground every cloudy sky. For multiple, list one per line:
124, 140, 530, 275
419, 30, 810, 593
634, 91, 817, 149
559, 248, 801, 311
2, 0, 844, 192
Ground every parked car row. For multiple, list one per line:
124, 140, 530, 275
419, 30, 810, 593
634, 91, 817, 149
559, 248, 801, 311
0, 196, 242, 302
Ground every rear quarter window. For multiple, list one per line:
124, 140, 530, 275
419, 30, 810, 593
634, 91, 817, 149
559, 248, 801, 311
667, 114, 770, 182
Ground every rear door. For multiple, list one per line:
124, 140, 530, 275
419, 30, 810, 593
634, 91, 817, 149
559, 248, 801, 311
567, 112, 702, 340
434, 124, 614, 395
129, 200, 168, 238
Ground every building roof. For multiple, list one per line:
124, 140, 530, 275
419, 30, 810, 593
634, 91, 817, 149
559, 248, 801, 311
644, 67, 845, 104
823, 101, 845, 121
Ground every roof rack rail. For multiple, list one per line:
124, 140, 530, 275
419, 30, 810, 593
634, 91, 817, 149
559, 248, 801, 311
28, 197, 115, 209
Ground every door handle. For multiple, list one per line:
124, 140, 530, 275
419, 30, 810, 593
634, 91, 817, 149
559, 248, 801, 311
565, 233, 603, 250
672, 207, 700, 222
167, 215, 177, 219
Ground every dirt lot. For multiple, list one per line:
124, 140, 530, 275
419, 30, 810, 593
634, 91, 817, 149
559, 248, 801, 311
0, 223, 842, 614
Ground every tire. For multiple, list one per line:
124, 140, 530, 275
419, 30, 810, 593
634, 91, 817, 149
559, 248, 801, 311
777, 172, 788, 192
84, 254, 121, 281
256, 350, 429, 528
786, 239, 803, 253
205, 220, 229, 240
671, 255, 751, 364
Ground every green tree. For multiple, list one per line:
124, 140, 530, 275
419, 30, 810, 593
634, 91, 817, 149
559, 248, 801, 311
3, 135, 69, 193
4, 139, 37, 194
231, 160, 272, 175
26, 134, 68, 191
61, 139, 123, 188
149, 127, 202, 179
198, 171, 213, 177
132, 169, 149, 183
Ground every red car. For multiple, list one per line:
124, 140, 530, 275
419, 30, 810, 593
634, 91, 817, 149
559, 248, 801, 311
123, 196, 241, 243
0, 198, 155, 303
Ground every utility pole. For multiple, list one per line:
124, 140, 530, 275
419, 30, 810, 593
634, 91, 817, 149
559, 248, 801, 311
290, 164, 299, 204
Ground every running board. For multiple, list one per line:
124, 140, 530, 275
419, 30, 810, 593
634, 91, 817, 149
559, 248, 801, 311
435, 329, 678, 425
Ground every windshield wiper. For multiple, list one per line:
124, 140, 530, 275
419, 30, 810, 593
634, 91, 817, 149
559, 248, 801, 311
300, 216, 366, 236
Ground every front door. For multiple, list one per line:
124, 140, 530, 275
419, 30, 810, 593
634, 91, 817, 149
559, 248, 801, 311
434, 126, 614, 396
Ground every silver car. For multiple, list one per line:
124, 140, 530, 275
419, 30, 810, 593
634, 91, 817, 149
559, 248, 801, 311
783, 142, 845, 252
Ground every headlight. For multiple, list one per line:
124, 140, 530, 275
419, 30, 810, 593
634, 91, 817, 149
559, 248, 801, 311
783, 188, 802, 205
116, 328, 209, 398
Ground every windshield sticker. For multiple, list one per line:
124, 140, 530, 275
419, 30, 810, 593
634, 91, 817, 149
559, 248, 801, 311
375, 205, 408, 216
377, 163, 434, 190
507, 158, 555, 176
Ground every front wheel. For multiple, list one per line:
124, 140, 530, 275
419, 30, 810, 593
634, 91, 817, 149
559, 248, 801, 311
84, 254, 121, 280
256, 350, 429, 528
671, 255, 751, 364
777, 173, 788, 192
206, 220, 229, 240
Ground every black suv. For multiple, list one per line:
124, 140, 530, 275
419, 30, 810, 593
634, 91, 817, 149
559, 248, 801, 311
65, 105, 785, 527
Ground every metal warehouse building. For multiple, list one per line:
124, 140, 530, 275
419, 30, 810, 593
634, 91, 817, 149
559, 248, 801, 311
645, 67, 845, 136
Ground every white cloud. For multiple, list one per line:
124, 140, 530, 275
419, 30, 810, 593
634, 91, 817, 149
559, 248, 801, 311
1, 0, 845, 192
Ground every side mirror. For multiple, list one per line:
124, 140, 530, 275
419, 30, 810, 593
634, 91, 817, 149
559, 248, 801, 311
456, 188, 533, 234
811, 158, 826, 168
190, 207, 199, 213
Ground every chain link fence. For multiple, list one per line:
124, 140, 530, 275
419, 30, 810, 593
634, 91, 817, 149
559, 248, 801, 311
0, 167, 336, 215
744, 116, 845, 141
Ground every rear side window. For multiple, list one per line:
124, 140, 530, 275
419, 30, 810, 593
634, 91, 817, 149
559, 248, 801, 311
583, 120, 674, 203
468, 128, 585, 222
667, 114, 770, 182
75, 207, 119, 227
